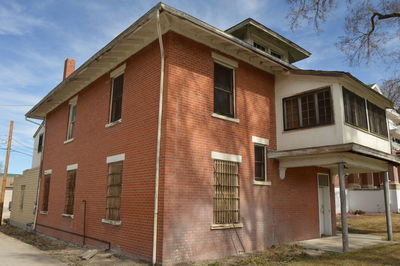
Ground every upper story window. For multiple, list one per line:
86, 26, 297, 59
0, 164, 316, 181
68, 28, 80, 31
37, 134, 43, 153
343, 88, 368, 130
66, 97, 77, 140
270, 50, 282, 59
254, 145, 266, 182
368, 101, 388, 137
110, 74, 124, 123
283, 87, 333, 131
214, 62, 234, 117
253, 42, 266, 52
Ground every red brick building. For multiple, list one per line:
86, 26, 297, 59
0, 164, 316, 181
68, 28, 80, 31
26, 3, 398, 264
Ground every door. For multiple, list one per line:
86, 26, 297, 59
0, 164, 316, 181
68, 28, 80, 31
318, 174, 332, 236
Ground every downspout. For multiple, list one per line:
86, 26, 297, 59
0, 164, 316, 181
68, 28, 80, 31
153, 7, 165, 266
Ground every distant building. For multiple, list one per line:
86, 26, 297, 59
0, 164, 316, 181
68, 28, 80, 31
1, 173, 18, 221
9, 123, 43, 230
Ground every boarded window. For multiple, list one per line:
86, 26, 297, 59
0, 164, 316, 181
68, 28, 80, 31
42, 174, 51, 212
110, 74, 124, 122
254, 145, 266, 181
37, 134, 43, 153
67, 104, 77, 140
20, 185, 26, 210
284, 87, 333, 130
213, 160, 239, 225
64, 170, 76, 215
106, 161, 123, 221
343, 88, 368, 130
367, 101, 388, 137
214, 63, 234, 117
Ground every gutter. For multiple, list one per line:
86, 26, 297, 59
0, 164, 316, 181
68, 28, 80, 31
152, 6, 165, 265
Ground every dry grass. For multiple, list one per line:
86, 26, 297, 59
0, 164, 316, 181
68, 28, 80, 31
337, 213, 400, 241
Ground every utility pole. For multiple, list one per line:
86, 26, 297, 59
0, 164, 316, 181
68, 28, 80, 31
0, 121, 14, 224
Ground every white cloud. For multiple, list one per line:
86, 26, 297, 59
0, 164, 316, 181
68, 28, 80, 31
0, 2, 48, 35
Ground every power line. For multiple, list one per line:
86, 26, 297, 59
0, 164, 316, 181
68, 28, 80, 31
13, 138, 33, 149
0, 105, 34, 107
0, 148, 32, 157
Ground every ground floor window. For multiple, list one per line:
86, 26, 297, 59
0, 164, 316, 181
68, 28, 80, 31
64, 170, 76, 215
106, 161, 123, 221
42, 174, 51, 212
213, 160, 240, 224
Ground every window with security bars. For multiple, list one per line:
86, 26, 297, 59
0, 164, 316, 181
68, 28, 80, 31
213, 160, 239, 225
64, 170, 76, 215
106, 161, 123, 221
42, 174, 51, 212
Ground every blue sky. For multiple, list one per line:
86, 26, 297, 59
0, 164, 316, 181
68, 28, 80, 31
0, 0, 396, 174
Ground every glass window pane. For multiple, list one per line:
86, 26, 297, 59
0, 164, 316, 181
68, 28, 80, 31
214, 63, 233, 92
214, 89, 232, 116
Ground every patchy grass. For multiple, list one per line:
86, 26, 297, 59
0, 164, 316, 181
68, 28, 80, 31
337, 213, 400, 241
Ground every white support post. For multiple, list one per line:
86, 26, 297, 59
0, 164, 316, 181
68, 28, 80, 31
383, 171, 393, 241
338, 162, 349, 252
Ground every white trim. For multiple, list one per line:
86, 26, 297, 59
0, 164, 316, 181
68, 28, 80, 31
210, 223, 243, 230
69, 96, 78, 105
110, 63, 126, 78
44, 169, 52, 175
40, 211, 48, 215
66, 163, 78, 171
252, 136, 269, 146
106, 153, 125, 164
105, 119, 122, 128
211, 151, 242, 163
211, 113, 240, 123
253, 180, 272, 186
61, 214, 74, 219
63, 138, 74, 144
211, 52, 238, 68
101, 218, 122, 226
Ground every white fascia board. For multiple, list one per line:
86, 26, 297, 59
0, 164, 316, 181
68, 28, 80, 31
211, 151, 242, 163
66, 163, 78, 171
106, 153, 126, 164
252, 136, 269, 146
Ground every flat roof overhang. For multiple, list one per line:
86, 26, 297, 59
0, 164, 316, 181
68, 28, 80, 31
269, 143, 400, 180
26, 2, 294, 120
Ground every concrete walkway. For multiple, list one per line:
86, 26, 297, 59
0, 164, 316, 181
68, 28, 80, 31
296, 234, 396, 252
0, 232, 64, 265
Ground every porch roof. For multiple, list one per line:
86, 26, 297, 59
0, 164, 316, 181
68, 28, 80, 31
268, 143, 400, 179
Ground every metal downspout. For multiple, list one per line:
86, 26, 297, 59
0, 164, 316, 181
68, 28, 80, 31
153, 8, 165, 265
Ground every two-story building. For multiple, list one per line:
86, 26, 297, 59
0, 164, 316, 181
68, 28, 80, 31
25, 3, 398, 264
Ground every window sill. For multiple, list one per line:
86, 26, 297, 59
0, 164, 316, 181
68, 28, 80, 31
40, 211, 48, 215
105, 119, 122, 128
64, 138, 74, 144
253, 180, 272, 186
211, 223, 243, 230
61, 214, 74, 219
211, 113, 239, 123
101, 218, 121, 226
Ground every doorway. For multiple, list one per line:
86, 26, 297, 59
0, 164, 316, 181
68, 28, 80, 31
318, 173, 332, 236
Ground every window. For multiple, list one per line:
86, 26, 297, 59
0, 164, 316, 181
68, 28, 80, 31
110, 74, 124, 123
67, 103, 77, 140
343, 88, 368, 130
271, 50, 282, 59
253, 42, 266, 52
284, 87, 333, 130
42, 174, 51, 212
37, 134, 43, 153
64, 170, 76, 215
367, 101, 388, 137
20, 185, 25, 210
214, 63, 234, 117
213, 160, 239, 224
106, 161, 123, 221
254, 145, 266, 182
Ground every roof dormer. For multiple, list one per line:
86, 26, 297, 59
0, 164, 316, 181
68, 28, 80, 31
226, 19, 311, 63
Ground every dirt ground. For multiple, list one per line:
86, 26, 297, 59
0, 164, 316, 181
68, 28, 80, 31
0, 224, 148, 265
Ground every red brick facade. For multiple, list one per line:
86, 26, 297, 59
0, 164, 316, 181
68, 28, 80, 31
36, 32, 336, 264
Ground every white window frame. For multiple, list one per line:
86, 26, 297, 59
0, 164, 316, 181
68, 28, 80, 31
252, 136, 271, 186
66, 96, 78, 141
106, 153, 125, 164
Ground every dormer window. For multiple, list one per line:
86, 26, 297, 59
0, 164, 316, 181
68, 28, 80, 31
253, 42, 266, 52
271, 50, 282, 59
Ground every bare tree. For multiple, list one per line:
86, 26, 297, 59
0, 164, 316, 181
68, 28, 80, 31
287, 0, 400, 105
